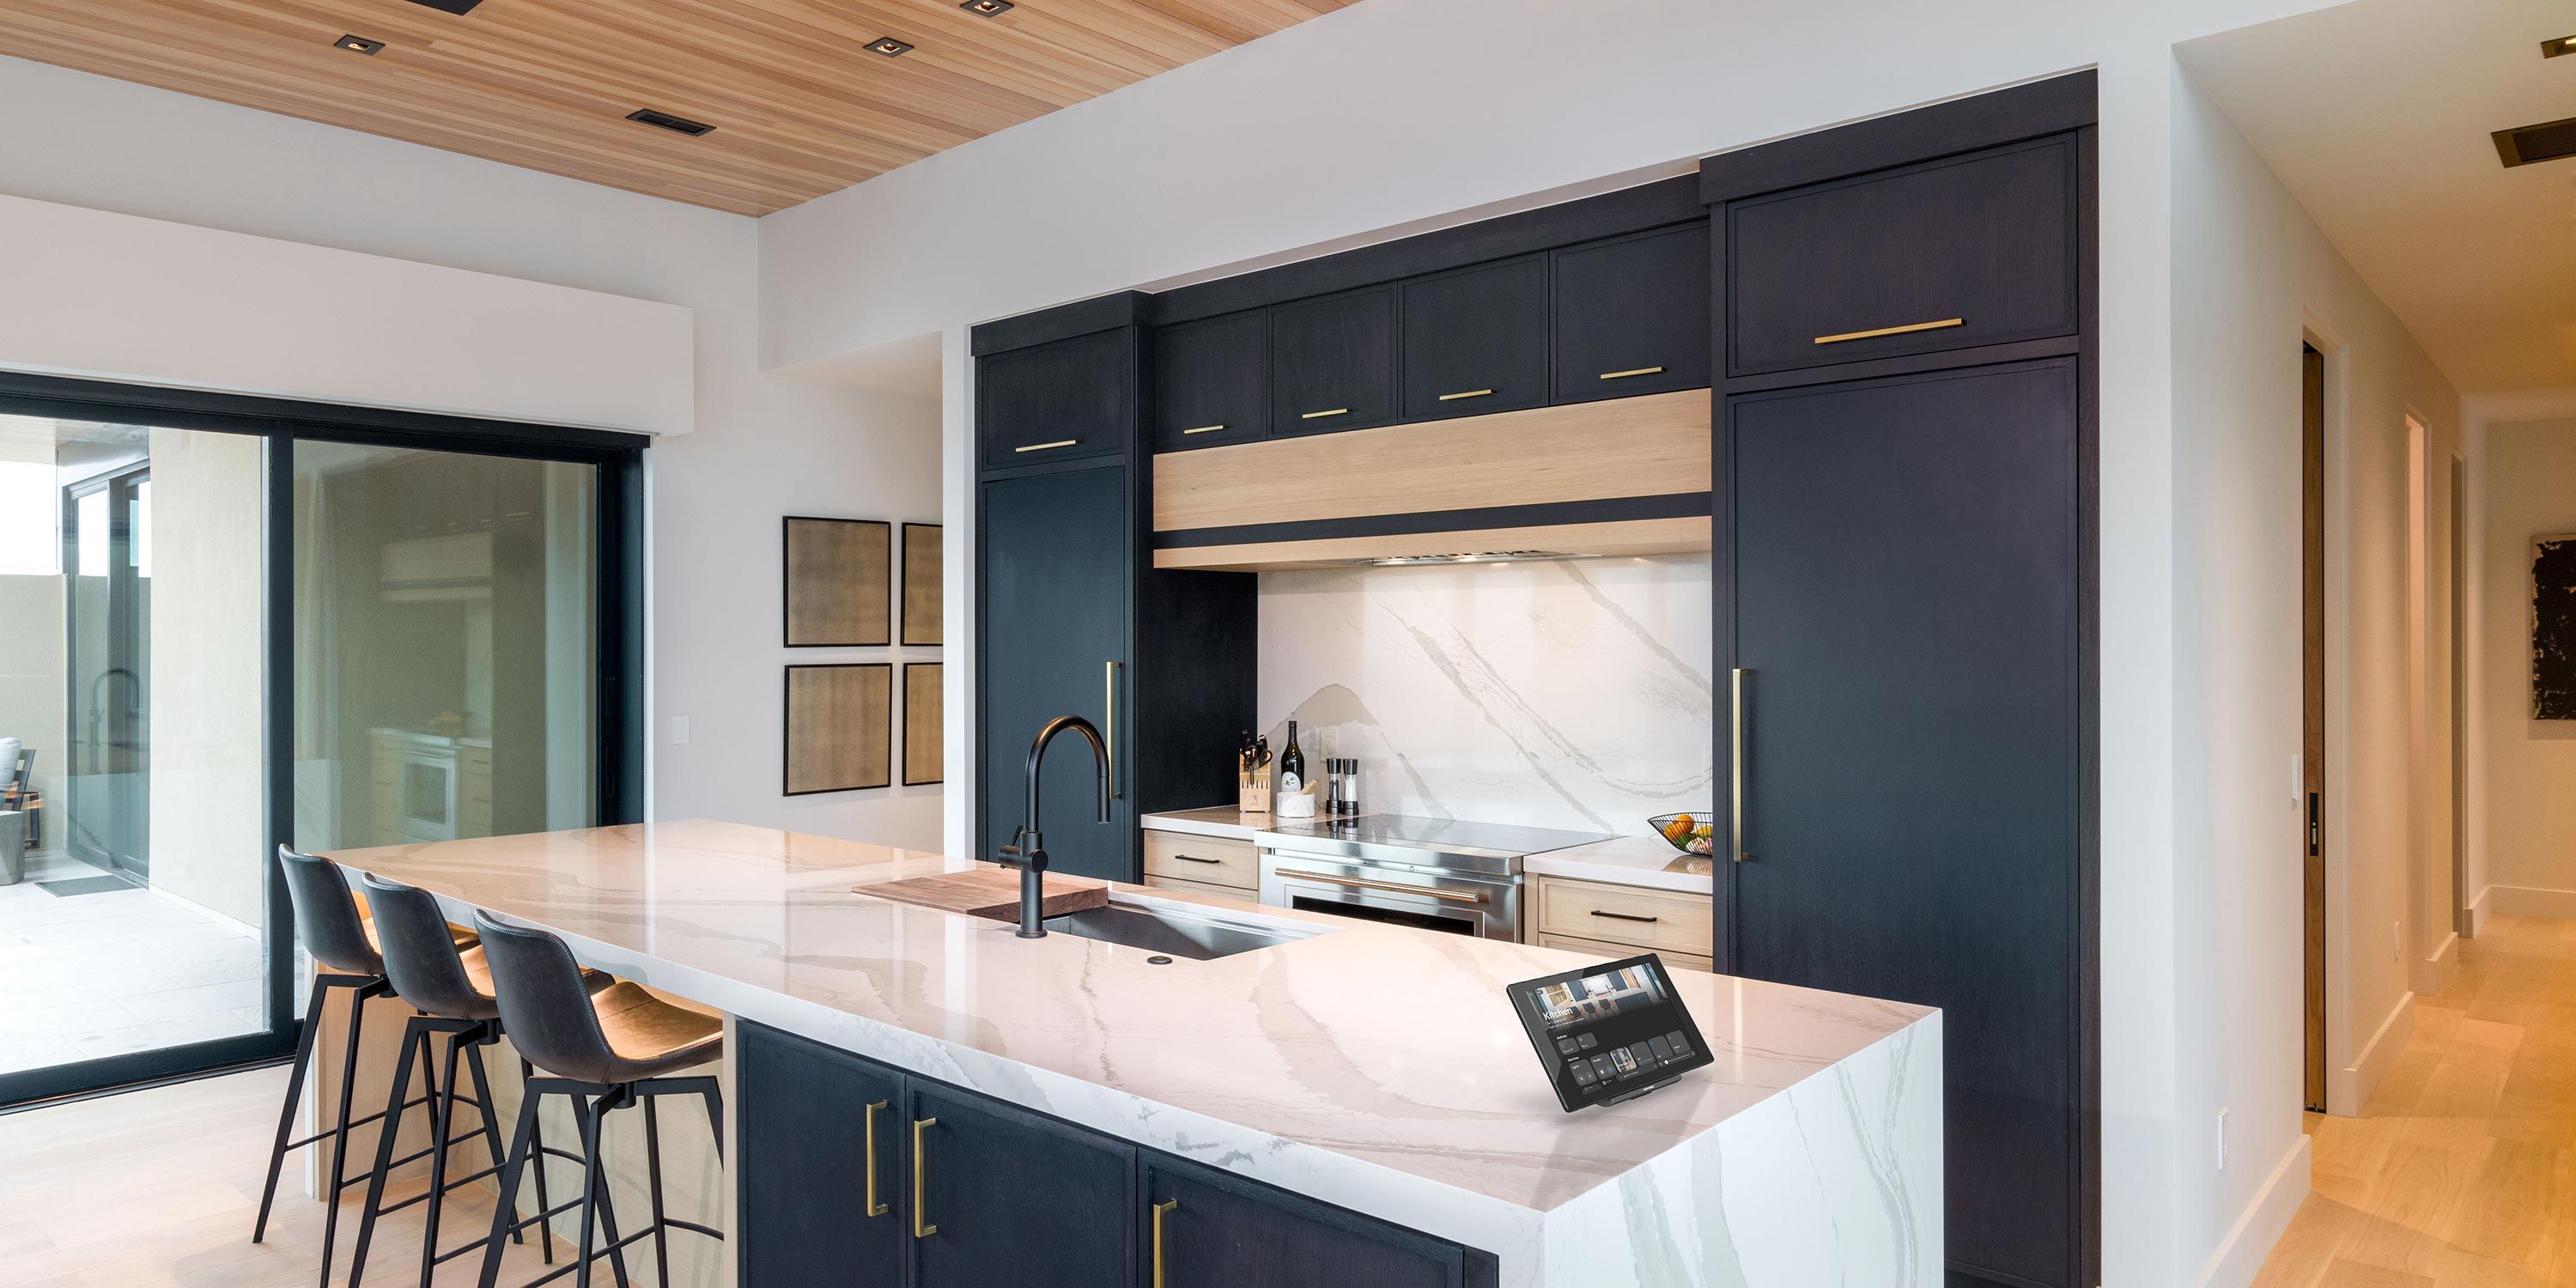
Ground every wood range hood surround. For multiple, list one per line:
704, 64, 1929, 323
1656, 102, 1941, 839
1149, 388, 1711, 571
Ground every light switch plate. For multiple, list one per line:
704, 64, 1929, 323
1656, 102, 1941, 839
671, 714, 692, 744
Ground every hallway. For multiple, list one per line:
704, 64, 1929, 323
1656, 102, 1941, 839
2257, 914, 2576, 1286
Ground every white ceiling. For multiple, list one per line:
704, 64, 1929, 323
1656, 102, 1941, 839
2180, 0, 2576, 401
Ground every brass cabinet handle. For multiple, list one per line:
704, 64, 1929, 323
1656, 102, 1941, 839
1271, 868, 1485, 904
864, 1100, 890, 1217
1152, 1198, 1179, 1288
1104, 661, 1121, 799
1598, 366, 1665, 380
1730, 669, 1752, 864
1014, 438, 1080, 453
911, 1118, 937, 1238
1299, 408, 1351, 420
1181, 424, 1226, 435
1589, 910, 1659, 924
1812, 317, 1964, 345
1437, 389, 1494, 402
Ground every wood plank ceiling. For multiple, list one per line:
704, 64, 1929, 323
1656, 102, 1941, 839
0, 0, 1350, 215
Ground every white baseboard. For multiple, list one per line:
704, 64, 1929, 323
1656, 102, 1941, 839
2470, 884, 2493, 936
2482, 884, 2576, 920
2416, 931, 2458, 995
2331, 991, 2415, 1117
2192, 1134, 2313, 1288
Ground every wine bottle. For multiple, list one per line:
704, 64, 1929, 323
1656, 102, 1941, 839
1279, 720, 1306, 793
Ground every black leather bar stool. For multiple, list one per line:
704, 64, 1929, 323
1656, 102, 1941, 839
257, 846, 476, 1288
344, 874, 611, 1288
471, 912, 725, 1288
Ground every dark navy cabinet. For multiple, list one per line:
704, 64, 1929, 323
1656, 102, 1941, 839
977, 327, 1135, 471
1268, 286, 1398, 435
737, 1022, 1495, 1288
1550, 223, 1710, 403
1399, 256, 1549, 422
1150, 311, 1267, 453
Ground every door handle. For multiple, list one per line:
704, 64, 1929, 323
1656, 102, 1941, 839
1812, 318, 1965, 346
1730, 669, 1752, 864
864, 1100, 890, 1217
911, 1117, 938, 1238
1013, 438, 1080, 453
1598, 366, 1666, 380
1152, 1198, 1179, 1288
1437, 388, 1495, 402
1105, 661, 1121, 800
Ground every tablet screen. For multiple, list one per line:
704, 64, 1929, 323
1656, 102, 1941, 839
1506, 952, 1714, 1111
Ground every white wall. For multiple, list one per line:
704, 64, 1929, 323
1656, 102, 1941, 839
2168, 62, 2464, 1283
144, 428, 265, 927
0, 56, 945, 850
1255, 557, 1711, 834
2468, 418, 2576, 918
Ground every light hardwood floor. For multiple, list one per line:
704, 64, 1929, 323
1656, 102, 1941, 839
2256, 914, 2576, 1287
0, 1065, 587, 1288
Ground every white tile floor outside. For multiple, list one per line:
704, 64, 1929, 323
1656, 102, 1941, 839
0, 849, 268, 1074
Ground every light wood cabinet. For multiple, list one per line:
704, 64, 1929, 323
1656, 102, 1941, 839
1141, 830, 1257, 893
1534, 931, 1711, 975
1528, 875, 1712, 960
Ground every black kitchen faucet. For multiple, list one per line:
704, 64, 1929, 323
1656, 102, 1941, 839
993, 714, 1111, 938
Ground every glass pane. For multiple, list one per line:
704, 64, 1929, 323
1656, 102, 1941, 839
290, 443, 596, 853
0, 418, 267, 1078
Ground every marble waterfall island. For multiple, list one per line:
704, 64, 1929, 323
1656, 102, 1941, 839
330, 819, 1941, 1287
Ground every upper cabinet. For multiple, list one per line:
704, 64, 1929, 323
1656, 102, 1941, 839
1399, 256, 1549, 422
1551, 224, 1711, 404
1151, 311, 1267, 453
1268, 286, 1398, 437
976, 327, 1133, 471
1725, 136, 2079, 376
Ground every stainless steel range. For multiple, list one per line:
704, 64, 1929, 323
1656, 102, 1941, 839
1255, 814, 1613, 941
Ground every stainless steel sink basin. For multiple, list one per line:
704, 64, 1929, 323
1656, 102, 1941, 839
1042, 898, 1322, 961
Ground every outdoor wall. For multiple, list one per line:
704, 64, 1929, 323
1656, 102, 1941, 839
2468, 417, 2576, 918
144, 428, 265, 928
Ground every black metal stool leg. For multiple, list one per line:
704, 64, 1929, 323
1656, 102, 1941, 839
641, 1097, 671, 1288
572, 1095, 603, 1288
252, 974, 334, 1243
698, 1082, 724, 1160
411, 1029, 466, 1288
477, 1084, 543, 1288
345, 1019, 428, 1288
461, 1039, 527, 1249
317, 987, 376, 1288
521, 1059, 555, 1266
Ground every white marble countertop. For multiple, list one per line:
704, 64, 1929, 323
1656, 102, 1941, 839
1524, 835, 1716, 896
330, 820, 1937, 1285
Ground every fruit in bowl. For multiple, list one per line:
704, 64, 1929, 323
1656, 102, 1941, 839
1649, 812, 1717, 856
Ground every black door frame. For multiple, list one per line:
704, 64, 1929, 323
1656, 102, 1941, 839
0, 371, 647, 1109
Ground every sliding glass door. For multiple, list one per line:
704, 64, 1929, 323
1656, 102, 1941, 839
0, 379, 640, 1107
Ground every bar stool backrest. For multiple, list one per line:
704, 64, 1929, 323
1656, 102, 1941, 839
471, 910, 618, 1084
359, 872, 483, 1020
278, 844, 383, 977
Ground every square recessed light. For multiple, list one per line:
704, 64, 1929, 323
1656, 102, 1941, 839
333, 33, 386, 54
2548, 33, 2576, 58
867, 36, 914, 57
960, 0, 1014, 15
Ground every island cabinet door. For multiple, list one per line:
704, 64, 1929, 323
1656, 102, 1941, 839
1139, 1157, 1474, 1288
735, 1023, 908, 1287
908, 1082, 1137, 1288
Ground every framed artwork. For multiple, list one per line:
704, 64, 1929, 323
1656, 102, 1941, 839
902, 522, 944, 647
783, 517, 890, 647
903, 663, 943, 786
783, 664, 891, 795
2535, 535, 2576, 719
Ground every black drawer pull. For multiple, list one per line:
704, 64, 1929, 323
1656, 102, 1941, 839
1174, 854, 1224, 865
1589, 910, 1660, 924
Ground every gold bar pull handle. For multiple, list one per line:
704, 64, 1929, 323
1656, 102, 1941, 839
1014, 438, 1080, 453
1730, 669, 1751, 864
1181, 424, 1226, 435
864, 1100, 890, 1217
1812, 317, 1965, 346
1437, 388, 1495, 402
1104, 661, 1121, 800
1299, 408, 1351, 420
1598, 366, 1666, 381
911, 1118, 938, 1238
1152, 1198, 1179, 1288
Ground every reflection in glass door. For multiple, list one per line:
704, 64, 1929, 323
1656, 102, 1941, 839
64, 464, 152, 877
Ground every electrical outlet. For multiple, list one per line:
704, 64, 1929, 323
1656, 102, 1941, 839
671, 714, 692, 745
2216, 1109, 2229, 1171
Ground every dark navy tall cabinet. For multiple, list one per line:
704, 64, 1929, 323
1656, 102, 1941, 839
1704, 73, 2099, 1288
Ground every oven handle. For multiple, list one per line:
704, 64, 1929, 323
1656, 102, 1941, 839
1269, 867, 1488, 905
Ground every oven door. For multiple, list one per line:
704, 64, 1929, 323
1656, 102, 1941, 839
1259, 849, 1521, 941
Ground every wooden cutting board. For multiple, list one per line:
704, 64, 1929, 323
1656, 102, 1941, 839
863, 868, 1109, 922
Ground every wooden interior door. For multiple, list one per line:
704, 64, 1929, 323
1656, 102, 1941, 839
2303, 343, 2328, 1113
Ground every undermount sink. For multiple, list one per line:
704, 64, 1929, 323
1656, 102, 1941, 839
1042, 897, 1325, 961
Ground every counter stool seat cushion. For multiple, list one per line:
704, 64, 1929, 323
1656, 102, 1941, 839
454, 947, 613, 1022
364, 918, 477, 960
591, 982, 725, 1082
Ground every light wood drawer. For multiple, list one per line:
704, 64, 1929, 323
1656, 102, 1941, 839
1534, 931, 1713, 975
1142, 872, 1256, 904
1142, 830, 1257, 891
1530, 876, 1711, 958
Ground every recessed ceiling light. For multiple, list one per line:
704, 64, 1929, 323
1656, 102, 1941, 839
627, 108, 716, 137
2548, 33, 2576, 58
866, 36, 914, 57
333, 34, 386, 54
960, 0, 1015, 15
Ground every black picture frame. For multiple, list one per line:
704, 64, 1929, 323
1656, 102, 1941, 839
901, 521, 943, 647
782, 515, 891, 647
782, 663, 893, 796
902, 662, 943, 786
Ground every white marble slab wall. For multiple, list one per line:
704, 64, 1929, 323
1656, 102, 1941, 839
1256, 554, 1714, 833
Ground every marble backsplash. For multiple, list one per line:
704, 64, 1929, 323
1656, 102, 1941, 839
1257, 555, 1713, 835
